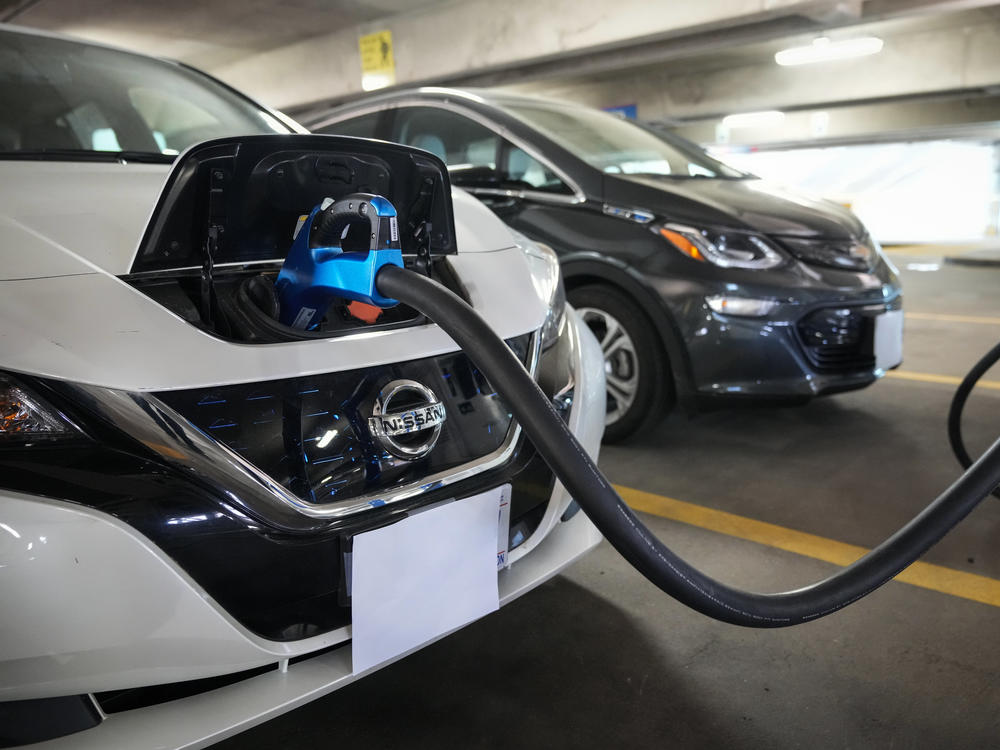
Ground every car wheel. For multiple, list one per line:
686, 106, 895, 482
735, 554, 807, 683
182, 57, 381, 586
568, 284, 670, 442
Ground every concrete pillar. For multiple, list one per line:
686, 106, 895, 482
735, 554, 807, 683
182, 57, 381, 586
987, 143, 1000, 237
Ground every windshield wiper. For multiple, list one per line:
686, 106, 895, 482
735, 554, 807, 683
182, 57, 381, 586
626, 171, 756, 181
0, 149, 175, 164
624, 172, 714, 180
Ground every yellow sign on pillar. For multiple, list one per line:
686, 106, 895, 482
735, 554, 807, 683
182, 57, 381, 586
359, 30, 395, 91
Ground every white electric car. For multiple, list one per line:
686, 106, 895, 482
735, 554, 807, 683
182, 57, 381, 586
0, 26, 604, 748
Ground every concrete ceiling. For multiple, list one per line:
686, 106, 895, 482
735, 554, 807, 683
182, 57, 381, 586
491, 4, 1000, 147
13, 0, 976, 111
500, 5, 1000, 113
5, 0, 1000, 147
3, 0, 448, 69
505, 5, 1000, 88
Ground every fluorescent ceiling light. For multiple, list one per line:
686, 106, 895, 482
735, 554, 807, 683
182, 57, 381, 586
361, 72, 394, 91
721, 110, 786, 129
775, 36, 884, 66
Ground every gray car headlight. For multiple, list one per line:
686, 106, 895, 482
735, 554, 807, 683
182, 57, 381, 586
510, 229, 567, 350
776, 236, 875, 272
658, 223, 784, 270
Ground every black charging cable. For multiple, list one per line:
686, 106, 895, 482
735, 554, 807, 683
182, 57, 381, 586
377, 263, 1000, 628
947, 340, 1000, 500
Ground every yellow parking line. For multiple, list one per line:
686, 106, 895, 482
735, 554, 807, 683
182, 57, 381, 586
906, 312, 1000, 326
883, 244, 982, 258
883, 245, 949, 256
885, 370, 1000, 391
615, 484, 1000, 609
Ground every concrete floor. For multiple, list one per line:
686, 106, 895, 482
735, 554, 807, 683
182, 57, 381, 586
220, 252, 1000, 749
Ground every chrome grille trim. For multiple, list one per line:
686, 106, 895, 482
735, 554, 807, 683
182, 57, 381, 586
71, 333, 540, 526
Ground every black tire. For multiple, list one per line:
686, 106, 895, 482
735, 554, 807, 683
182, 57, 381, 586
568, 284, 671, 442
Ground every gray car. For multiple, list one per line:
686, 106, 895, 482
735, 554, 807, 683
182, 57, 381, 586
307, 88, 904, 440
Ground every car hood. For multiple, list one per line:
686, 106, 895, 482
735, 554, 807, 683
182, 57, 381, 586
0, 161, 514, 281
0, 159, 543, 391
0, 161, 169, 279
604, 174, 866, 240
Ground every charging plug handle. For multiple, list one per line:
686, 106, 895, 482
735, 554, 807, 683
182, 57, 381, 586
310, 194, 398, 253
276, 193, 403, 329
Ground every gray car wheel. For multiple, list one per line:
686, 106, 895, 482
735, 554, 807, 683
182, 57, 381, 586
569, 284, 669, 442
576, 306, 641, 425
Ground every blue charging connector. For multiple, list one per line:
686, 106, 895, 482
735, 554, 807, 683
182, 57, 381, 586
276, 193, 404, 329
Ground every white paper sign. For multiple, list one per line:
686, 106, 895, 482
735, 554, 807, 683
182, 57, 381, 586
350, 487, 504, 674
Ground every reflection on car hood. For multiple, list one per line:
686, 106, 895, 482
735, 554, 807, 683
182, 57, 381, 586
0, 161, 169, 279
0, 161, 515, 281
605, 174, 866, 240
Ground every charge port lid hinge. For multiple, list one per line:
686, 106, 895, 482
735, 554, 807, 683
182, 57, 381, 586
200, 166, 229, 325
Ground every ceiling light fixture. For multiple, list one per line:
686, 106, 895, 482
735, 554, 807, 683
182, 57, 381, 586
361, 73, 393, 91
721, 110, 786, 129
775, 36, 884, 66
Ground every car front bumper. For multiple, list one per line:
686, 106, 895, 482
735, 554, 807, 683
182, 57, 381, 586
653, 258, 904, 400
0, 308, 605, 748
684, 296, 904, 399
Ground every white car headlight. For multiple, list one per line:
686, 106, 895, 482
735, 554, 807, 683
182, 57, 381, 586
509, 229, 566, 350
0, 375, 80, 443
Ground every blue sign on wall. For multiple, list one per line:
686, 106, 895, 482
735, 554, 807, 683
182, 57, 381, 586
603, 104, 638, 120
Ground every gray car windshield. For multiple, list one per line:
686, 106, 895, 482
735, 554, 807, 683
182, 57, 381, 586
503, 102, 747, 179
0, 31, 291, 159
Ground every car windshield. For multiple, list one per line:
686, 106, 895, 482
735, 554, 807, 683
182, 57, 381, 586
0, 30, 292, 160
501, 101, 748, 179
